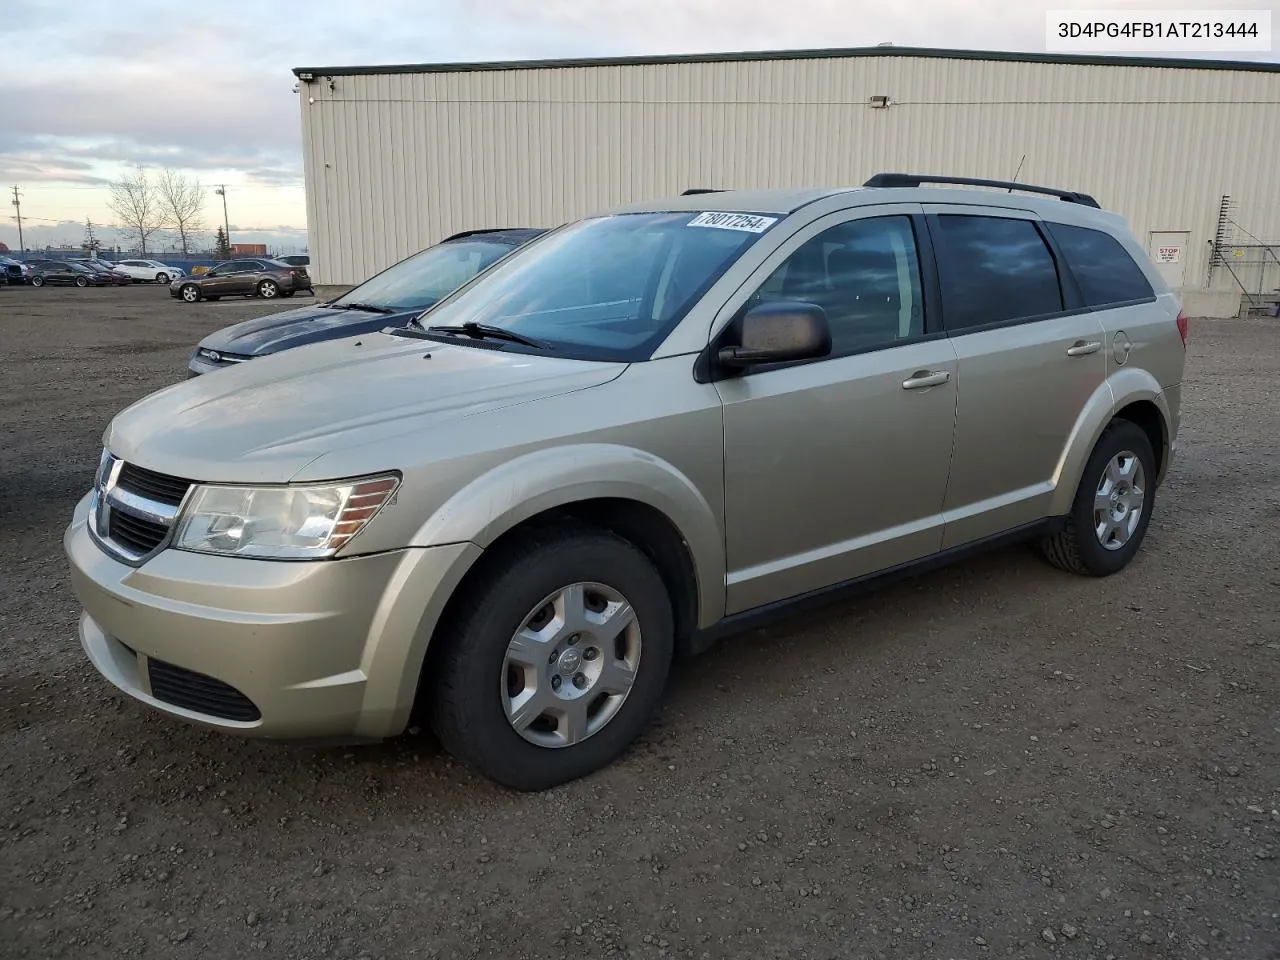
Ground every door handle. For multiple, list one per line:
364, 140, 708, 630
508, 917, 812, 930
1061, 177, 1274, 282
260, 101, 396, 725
1066, 340, 1102, 357
901, 370, 951, 390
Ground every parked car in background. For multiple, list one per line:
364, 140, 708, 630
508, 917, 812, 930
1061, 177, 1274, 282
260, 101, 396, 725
277, 254, 310, 268
28, 261, 115, 287
113, 259, 185, 283
187, 228, 545, 375
63, 175, 1186, 791
0, 255, 31, 284
171, 258, 312, 303
68, 260, 133, 285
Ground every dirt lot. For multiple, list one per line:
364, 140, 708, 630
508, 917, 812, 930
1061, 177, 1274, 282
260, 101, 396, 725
1, 285, 1277, 960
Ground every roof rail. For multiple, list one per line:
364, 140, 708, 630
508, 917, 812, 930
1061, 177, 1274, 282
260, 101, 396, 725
681, 188, 725, 196
862, 173, 1101, 208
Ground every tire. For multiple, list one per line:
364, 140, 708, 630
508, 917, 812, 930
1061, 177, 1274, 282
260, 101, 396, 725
430, 525, 675, 791
1038, 419, 1157, 577
155, 273, 169, 284
179, 284, 201, 303
257, 279, 279, 299
31, 275, 44, 287
75, 276, 88, 288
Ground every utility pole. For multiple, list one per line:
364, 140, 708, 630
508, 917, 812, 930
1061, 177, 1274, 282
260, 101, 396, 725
215, 185, 231, 252
10, 185, 25, 255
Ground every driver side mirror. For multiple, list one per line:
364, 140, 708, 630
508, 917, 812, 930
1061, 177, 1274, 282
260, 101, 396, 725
717, 301, 832, 370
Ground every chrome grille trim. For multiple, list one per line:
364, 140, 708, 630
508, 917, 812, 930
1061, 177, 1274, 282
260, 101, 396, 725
88, 453, 194, 566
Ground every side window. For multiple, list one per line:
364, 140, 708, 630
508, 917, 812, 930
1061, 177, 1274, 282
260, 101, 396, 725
1045, 222, 1155, 307
750, 215, 925, 355
933, 215, 1064, 329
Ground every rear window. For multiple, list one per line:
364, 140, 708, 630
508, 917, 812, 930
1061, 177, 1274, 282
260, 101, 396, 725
1045, 222, 1155, 307
933, 215, 1064, 329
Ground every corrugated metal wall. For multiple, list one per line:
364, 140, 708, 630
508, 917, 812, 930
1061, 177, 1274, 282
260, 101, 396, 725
298, 54, 1280, 289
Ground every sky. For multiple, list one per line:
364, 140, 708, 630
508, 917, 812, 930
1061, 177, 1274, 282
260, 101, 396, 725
1, 0, 1274, 253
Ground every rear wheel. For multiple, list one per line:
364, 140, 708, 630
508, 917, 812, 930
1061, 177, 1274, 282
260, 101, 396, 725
257, 279, 279, 299
430, 525, 674, 791
179, 284, 201, 303
31, 275, 44, 287
75, 276, 88, 288
156, 272, 169, 283
1038, 419, 1157, 577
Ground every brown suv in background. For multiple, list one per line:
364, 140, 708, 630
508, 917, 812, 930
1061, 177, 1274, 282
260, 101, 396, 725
171, 258, 312, 302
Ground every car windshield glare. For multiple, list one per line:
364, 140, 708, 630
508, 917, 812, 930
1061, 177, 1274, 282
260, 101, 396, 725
417, 212, 773, 361
332, 240, 514, 312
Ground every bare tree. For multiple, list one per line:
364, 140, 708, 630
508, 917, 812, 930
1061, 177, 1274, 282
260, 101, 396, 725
157, 168, 206, 255
107, 164, 169, 255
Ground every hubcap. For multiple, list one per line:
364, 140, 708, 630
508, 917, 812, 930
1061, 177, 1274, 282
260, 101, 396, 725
501, 582, 642, 748
261, 283, 277, 297
1093, 451, 1146, 551
183, 288, 196, 301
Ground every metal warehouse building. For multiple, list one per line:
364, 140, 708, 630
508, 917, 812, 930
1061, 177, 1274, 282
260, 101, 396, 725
292, 45, 1280, 316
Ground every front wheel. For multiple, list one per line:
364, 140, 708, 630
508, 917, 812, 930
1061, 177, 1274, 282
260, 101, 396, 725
429, 526, 674, 791
75, 276, 88, 288
1038, 419, 1157, 577
179, 284, 201, 303
31, 275, 44, 287
155, 272, 169, 283
257, 279, 279, 299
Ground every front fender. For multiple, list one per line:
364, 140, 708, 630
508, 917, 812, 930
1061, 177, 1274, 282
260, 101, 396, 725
1048, 368, 1171, 516
411, 443, 727, 628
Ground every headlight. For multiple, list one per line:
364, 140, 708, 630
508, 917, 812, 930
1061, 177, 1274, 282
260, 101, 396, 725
172, 474, 399, 559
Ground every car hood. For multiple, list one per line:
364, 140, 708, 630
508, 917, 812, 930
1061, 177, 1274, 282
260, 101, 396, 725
199, 303, 423, 356
104, 333, 625, 483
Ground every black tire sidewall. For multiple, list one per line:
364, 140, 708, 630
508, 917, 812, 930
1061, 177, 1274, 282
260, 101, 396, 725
31, 276, 43, 287
75, 277, 87, 287
433, 533, 674, 791
1069, 421, 1157, 576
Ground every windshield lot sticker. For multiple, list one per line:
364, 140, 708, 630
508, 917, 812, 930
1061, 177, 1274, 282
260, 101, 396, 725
687, 212, 778, 233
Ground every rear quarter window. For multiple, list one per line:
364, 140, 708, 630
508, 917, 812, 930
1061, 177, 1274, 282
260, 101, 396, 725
1045, 222, 1155, 307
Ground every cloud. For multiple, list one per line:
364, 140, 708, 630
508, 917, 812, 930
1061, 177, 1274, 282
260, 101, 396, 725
1, 0, 1274, 249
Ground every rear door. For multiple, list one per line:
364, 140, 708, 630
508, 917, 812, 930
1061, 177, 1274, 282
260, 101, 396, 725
923, 205, 1107, 548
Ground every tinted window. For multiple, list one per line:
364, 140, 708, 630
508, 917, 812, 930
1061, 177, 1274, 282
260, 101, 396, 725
934, 215, 1063, 329
415, 212, 770, 362
334, 239, 517, 312
1046, 222, 1154, 306
750, 215, 924, 354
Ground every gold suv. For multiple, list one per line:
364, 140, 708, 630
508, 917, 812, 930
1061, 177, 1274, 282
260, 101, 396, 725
66, 174, 1187, 791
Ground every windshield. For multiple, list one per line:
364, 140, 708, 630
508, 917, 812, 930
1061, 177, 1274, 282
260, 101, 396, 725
332, 239, 517, 312
415, 212, 774, 361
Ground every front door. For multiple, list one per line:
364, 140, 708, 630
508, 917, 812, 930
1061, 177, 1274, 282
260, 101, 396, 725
717, 208, 959, 613
922, 206, 1108, 547
1148, 231, 1189, 290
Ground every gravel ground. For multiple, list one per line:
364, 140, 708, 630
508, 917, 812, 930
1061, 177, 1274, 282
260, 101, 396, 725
1, 285, 1277, 960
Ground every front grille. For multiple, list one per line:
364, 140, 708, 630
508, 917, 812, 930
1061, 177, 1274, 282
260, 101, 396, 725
147, 659, 261, 722
108, 509, 170, 555
116, 463, 193, 506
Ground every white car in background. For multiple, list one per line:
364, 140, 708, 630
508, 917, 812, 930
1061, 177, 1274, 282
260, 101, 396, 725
113, 259, 186, 283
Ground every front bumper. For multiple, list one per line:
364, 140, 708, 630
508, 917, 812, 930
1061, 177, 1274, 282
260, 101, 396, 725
64, 493, 480, 741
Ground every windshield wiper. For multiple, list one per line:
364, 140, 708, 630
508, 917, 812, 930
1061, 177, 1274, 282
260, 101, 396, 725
339, 302, 396, 314
424, 321, 549, 349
